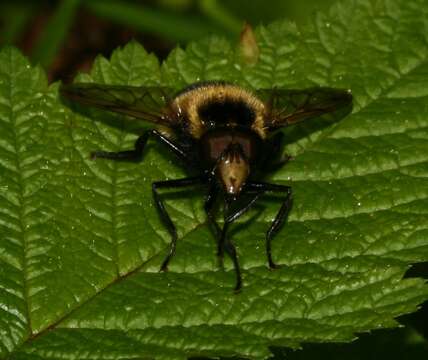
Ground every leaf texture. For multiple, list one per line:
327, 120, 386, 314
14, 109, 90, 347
1, 0, 428, 358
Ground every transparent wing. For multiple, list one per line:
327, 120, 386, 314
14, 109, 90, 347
60, 83, 178, 126
256, 87, 353, 131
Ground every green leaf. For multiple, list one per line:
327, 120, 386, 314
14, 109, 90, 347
1, 0, 428, 359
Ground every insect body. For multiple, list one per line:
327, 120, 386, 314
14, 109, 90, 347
61, 81, 352, 291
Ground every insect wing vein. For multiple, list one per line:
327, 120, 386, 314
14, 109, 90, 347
60, 83, 177, 126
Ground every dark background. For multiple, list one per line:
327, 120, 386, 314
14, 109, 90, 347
1, 1, 426, 358
0, 0, 336, 82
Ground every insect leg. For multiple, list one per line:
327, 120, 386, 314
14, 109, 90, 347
263, 132, 292, 172
152, 176, 203, 271
219, 221, 242, 292
91, 129, 187, 161
204, 184, 227, 268
204, 183, 220, 236
246, 182, 292, 269
220, 195, 256, 292
225, 191, 264, 223
211, 190, 264, 289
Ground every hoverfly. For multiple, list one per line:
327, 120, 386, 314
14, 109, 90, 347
60, 81, 352, 291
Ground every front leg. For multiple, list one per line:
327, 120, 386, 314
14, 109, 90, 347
211, 191, 263, 270
152, 176, 203, 271
91, 129, 187, 161
218, 194, 266, 292
204, 183, 221, 239
218, 221, 242, 292
246, 182, 292, 269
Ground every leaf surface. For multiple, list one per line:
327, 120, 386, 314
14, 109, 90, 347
1, 0, 428, 358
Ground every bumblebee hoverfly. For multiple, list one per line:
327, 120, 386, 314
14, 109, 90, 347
61, 81, 352, 291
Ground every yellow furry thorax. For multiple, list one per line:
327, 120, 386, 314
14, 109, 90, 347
169, 83, 267, 139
